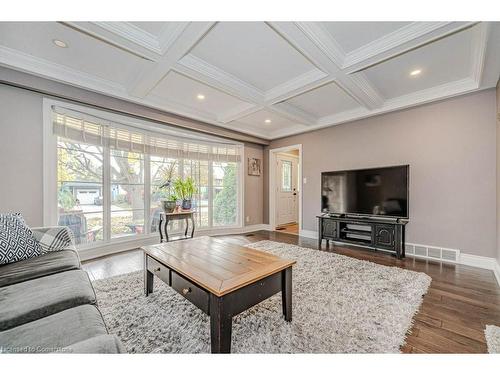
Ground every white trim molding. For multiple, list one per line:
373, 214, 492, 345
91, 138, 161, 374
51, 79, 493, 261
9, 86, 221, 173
268, 144, 303, 233
494, 260, 500, 287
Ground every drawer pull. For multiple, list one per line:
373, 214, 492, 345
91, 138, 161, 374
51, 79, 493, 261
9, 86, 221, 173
182, 287, 192, 295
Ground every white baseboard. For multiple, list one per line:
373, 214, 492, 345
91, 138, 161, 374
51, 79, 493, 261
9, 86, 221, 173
459, 253, 498, 270
299, 229, 318, 239
299, 229, 500, 287
494, 259, 500, 287
78, 224, 271, 261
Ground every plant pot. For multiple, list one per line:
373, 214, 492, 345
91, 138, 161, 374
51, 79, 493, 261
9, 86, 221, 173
161, 199, 177, 213
182, 199, 192, 210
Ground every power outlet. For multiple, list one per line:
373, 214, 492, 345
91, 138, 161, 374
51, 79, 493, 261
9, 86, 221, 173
245, 216, 250, 223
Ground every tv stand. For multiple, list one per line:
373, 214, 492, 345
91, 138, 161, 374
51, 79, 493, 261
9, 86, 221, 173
317, 214, 408, 259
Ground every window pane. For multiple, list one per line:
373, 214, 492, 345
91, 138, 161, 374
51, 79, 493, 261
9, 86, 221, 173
198, 206, 209, 228
111, 184, 144, 210
151, 157, 179, 186
110, 150, 144, 184
150, 157, 180, 233
58, 211, 103, 245
110, 151, 145, 239
111, 210, 145, 238
57, 139, 103, 245
212, 162, 238, 226
182, 160, 209, 229
282, 161, 292, 192
57, 141, 103, 184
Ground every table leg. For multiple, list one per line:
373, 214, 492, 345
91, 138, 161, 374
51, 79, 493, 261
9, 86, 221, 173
184, 217, 189, 237
281, 267, 292, 322
144, 254, 154, 296
164, 218, 169, 242
209, 294, 232, 353
191, 215, 195, 238
158, 215, 163, 243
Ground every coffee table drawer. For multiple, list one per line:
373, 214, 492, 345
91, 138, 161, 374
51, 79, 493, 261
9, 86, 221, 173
171, 271, 209, 314
147, 256, 170, 285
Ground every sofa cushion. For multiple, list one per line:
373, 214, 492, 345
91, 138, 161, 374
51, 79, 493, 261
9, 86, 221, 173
64, 334, 126, 354
0, 305, 108, 353
0, 250, 80, 288
0, 213, 42, 265
0, 270, 96, 331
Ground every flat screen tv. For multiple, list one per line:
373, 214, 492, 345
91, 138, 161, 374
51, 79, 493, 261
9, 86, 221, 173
321, 165, 409, 218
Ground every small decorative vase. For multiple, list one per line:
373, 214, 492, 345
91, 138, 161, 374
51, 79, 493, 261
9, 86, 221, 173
161, 200, 177, 213
182, 199, 192, 210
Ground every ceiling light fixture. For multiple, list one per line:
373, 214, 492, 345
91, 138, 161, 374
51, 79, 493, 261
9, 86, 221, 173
264, 119, 272, 124
410, 69, 422, 76
53, 39, 68, 48
197, 94, 205, 100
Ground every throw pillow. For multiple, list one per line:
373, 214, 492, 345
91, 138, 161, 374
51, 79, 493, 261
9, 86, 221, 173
0, 213, 42, 265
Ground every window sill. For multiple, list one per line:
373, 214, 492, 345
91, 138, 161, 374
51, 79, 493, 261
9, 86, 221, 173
77, 224, 265, 261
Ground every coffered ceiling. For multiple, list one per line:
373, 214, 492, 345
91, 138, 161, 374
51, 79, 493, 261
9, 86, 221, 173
0, 21, 499, 140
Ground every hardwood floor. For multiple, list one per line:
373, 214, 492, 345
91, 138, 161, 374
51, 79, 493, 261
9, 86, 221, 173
82, 230, 500, 353
275, 222, 299, 235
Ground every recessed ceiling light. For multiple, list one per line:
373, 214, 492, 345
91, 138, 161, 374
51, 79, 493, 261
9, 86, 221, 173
196, 94, 205, 100
410, 69, 422, 76
264, 119, 272, 124
53, 39, 68, 48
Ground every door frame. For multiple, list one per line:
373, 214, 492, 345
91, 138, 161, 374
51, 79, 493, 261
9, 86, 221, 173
268, 144, 302, 233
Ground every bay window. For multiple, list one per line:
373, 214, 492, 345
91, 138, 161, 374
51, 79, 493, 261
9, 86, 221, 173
45, 100, 243, 250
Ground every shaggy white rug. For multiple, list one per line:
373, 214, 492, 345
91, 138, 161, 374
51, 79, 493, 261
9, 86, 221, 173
92, 240, 431, 353
485, 325, 500, 353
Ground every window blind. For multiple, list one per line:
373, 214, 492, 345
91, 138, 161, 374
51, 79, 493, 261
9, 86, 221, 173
52, 106, 242, 163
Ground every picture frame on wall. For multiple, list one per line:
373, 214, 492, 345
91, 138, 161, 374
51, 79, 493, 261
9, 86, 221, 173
248, 157, 261, 176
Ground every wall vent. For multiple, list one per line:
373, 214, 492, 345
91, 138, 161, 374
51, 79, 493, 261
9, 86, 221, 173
441, 249, 459, 262
406, 242, 460, 263
405, 244, 414, 255
427, 247, 441, 259
414, 246, 427, 257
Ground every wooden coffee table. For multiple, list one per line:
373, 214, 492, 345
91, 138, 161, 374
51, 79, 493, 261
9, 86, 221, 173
142, 237, 296, 353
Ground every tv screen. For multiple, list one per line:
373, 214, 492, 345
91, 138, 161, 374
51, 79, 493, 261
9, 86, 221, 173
321, 165, 409, 218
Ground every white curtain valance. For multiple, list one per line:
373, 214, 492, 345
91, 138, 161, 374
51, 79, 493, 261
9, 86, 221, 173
52, 107, 242, 163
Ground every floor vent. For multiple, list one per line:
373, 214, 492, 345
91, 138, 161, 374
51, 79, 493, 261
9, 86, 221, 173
405, 243, 460, 263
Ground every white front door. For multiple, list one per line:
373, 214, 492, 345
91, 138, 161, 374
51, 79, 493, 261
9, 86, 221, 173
276, 155, 298, 226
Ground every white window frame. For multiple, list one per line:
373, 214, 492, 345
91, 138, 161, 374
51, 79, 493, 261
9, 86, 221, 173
43, 98, 244, 254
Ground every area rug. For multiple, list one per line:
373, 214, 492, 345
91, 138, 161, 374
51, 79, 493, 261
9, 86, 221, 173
485, 325, 500, 353
92, 240, 431, 353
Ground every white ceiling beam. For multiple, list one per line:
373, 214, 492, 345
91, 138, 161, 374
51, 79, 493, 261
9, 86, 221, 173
341, 22, 478, 74
270, 102, 318, 125
127, 22, 216, 98
175, 54, 264, 104
470, 22, 490, 87
275, 22, 384, 110
61, 22, 159, 62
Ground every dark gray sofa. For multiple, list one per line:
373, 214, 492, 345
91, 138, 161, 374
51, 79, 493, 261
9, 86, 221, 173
0, 226, 125, 353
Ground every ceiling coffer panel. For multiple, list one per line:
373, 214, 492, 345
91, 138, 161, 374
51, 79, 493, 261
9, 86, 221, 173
0, 21, 497, 140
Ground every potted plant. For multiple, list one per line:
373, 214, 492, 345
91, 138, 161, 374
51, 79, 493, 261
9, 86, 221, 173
158, 180, 177, 213
173, 177, 197, 210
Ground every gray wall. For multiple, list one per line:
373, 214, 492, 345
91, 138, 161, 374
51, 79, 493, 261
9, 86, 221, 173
0, 84, 264, 227
0, 86, 44, 225
266, 89, 498, 258
244, 144, 264, 225
497, 80, 500, 264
